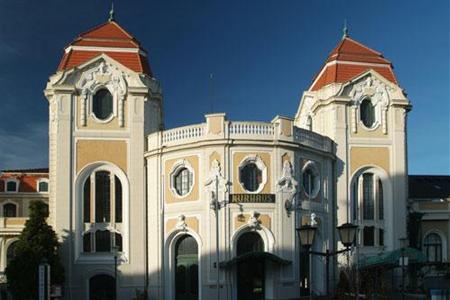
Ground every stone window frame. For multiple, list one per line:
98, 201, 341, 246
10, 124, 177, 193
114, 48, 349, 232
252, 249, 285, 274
170, 159, 195, 199
37, 178, 49, 193
301, 160, 321, 199
89, 86, 117, 124
238, 155, 267, 194
4, 179, 19, 193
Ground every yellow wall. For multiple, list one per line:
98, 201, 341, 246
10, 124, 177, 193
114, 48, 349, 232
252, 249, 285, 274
234, 213, 271, 230
165, 155, 199, 203
166, 216, 199, 234
232, 152, 272, 194
76, 140, 127, 173
350, 147, 390, 174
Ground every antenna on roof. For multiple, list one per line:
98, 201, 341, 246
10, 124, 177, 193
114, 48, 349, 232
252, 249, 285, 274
108, 1, 115, 22
342, 19, 349, 39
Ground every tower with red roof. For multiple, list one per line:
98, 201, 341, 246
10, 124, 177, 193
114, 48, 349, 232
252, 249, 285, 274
295, 30, 411, 254
44, 14, 162, 298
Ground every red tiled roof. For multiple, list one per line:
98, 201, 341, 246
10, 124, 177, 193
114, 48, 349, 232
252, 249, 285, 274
310, 37, 397, 91
0, 172, 49, 193
57, 21, 152, 75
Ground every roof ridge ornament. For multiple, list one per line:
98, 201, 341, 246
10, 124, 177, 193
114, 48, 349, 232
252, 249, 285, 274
342, 19, 349, 39
108, 2, 115, 22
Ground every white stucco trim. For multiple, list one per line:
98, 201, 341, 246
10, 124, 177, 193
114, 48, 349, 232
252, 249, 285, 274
237, 155, 268, 194
74, 162, 130, 264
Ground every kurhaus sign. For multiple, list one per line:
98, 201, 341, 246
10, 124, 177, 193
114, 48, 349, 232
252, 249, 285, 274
229, 194, 275, 203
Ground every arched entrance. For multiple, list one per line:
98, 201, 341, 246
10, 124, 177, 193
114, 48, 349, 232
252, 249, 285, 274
237, 232, 265, 300
89, 274, 115, 300
175, 235, 198, 300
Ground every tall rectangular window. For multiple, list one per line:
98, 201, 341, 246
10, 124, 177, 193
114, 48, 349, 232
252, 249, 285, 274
115, 176, 122, 223
378, 179, 384, 220
363, 226, 375, 246
95, 171, 111, 222
363, 174, 374, 220
83, 178, 91, 223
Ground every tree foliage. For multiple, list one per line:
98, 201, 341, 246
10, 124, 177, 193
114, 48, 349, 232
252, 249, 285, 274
5, 201, 64, 299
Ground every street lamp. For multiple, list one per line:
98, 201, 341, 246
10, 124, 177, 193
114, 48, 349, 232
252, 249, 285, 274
112, 245, 119, 300
337, 223, 358, 248
296, 222, 358, 297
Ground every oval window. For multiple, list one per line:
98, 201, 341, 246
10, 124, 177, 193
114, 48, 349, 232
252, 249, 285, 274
302, 164, 320, 198
174, 167, 193, 196
93, 89, 113, 121
240, 163, 262, 192
360, 99, 375, 128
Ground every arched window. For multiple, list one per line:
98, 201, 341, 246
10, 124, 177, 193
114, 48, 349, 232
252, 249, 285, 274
424, 233, 442, 262
175, 235, 198, 300
6, 241, 18, 266
82, 169, 124, 255
3, 203, 17, 217
237, 232, 264, 255
38, 180, 49, 192
353, 171, 385, 247
93, 89, 113, 120
236, 232, 265, 300
6, 181, 17, 192
360, 98, 375, 128
240, 163, 262, 192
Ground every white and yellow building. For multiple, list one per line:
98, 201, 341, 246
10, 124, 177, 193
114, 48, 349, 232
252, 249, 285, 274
2, 15, 417, 299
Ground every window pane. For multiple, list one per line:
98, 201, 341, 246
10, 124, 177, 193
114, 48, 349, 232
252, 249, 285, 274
360, 99, 375, 128
363, 226, 374, 246
95, 230, 111, 252
352, 180, 358, 222
379, 229, 384, 246
93, 89, 113, 120
3, 203, 17, 217
39, 181, 48, 192
115, 233, 123, 252
83, 232, 91, 253
425, 233, 442, 262
95, 171, 111, 222
115, 176, 122, 223
240, 163, 262, 192
84, 177, 91, 223
303, 168, 316, 197
6, 181, 16, 192
378, 179, 383, 220
174, 168, 193, 196
363, 174, 374, 220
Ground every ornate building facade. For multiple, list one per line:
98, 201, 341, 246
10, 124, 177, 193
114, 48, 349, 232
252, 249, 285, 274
1, 16, 418, 299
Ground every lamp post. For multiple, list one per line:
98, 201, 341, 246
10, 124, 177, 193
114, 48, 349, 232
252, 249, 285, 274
296, 222, 358, 298
399, 238, 409, 300
112, 245, 119, 300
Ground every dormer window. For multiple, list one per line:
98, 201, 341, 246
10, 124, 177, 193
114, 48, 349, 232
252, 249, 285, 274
93, 89, 113, 121
360, 98, 375, 128
5, 180, 18, 193
38, 180, 49, 192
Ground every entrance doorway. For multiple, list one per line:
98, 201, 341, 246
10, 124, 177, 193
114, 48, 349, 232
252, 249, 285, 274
175, 235, 198, 300
89, 274, 115, 300
237, 232, 265, 300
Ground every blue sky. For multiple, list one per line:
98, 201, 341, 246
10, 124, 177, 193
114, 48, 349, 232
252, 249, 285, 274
0, 0, 448, 174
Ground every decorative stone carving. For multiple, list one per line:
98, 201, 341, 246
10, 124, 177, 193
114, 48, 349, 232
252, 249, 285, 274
310, 213, 318, 226
348, 75, 392, 134
176, 214, 187, 231
277, 160, 298, 214
247, 211, 261, 229
205, 159, 230, 208
76, 61, 127, 127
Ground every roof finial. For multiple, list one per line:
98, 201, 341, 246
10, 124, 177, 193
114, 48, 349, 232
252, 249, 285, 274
342, 19, 349, 39
108, 2, 115, 22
